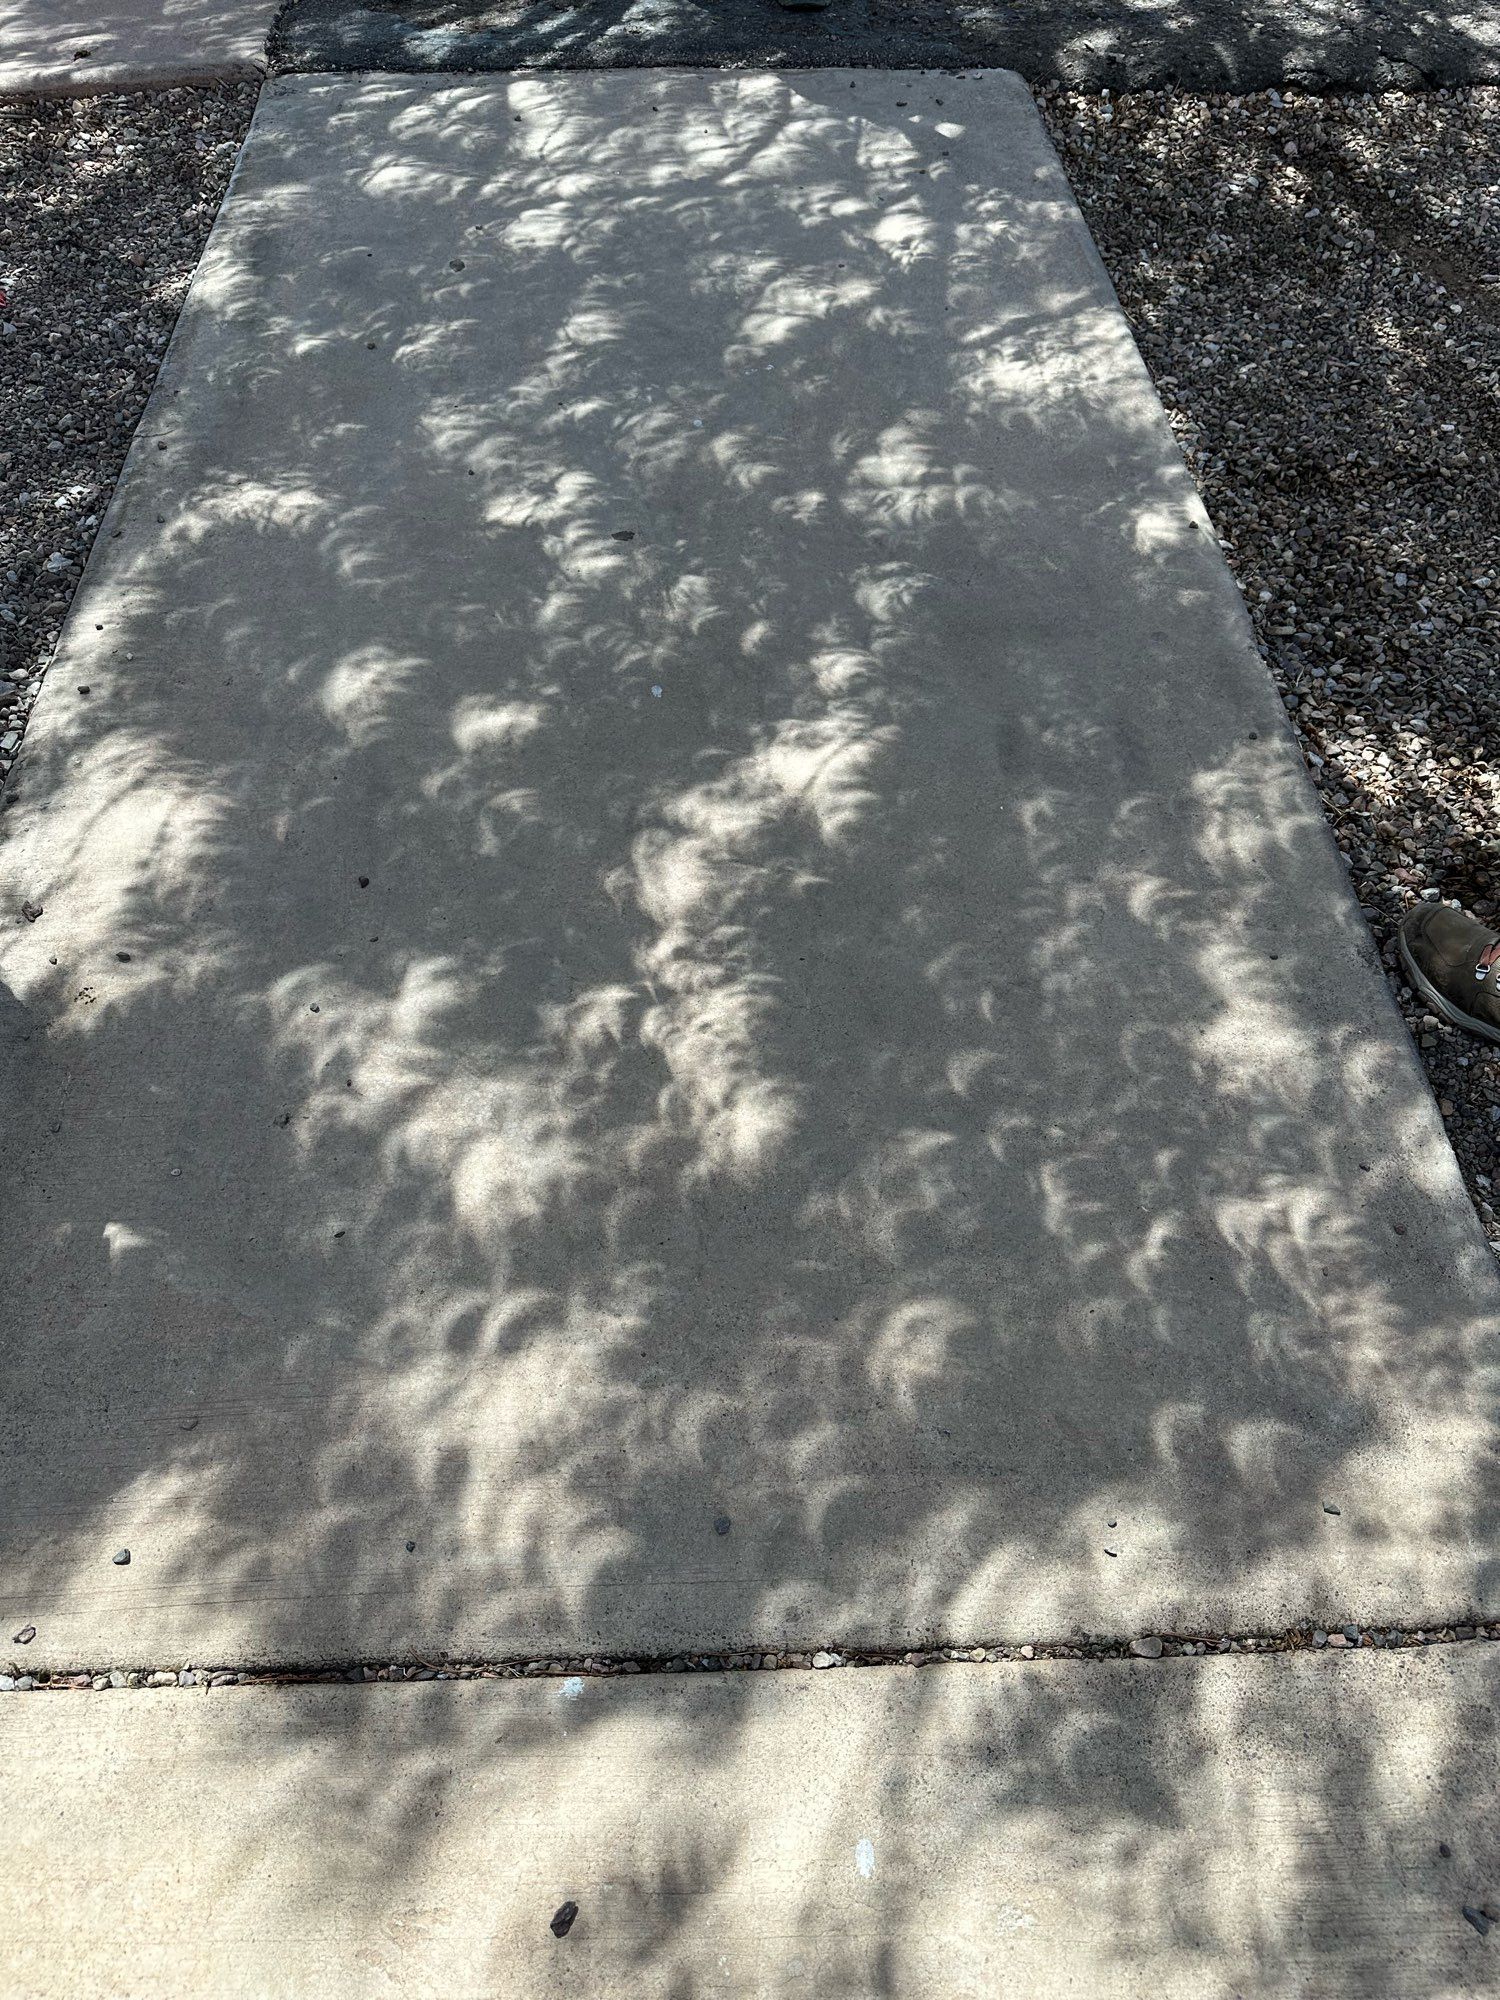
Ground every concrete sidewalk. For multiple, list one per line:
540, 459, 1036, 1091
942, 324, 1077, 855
7, 1646, 1500, 1996
0, 0, 277, 96
2, 71, 1497, 1677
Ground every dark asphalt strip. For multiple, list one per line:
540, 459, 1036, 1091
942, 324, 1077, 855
268, 0, 1500, 91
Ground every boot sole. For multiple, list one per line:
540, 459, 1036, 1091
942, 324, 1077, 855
1398, 930, 1500, 1047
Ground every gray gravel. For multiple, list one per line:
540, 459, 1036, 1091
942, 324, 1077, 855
1040, 84, 1500, 1254
0, 83, 256, 786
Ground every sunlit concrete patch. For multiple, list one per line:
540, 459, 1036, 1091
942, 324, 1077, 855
6, 1646, 1500, 1997
1, 71, 1497, 1673
0, 0, 278, 95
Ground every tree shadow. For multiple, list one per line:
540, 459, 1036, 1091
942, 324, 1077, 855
1, 66, 1497, 1990
1037, 83, 1500, 1251
28, 1649, 1497, 1992
269, 0, 1500, 93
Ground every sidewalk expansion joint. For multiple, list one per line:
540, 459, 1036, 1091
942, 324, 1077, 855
6, 1618, 1497, 1692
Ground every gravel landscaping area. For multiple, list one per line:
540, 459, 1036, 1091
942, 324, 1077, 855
0, 82, 255, 781
1040, 83, 1500, 1253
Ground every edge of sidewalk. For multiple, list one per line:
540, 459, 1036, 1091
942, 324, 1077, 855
0, 57, 267, 102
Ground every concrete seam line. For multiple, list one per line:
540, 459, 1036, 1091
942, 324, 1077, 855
5, 1619, 1497, 1691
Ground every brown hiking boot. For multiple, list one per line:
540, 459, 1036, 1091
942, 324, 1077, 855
1398, 902, 1500, 1047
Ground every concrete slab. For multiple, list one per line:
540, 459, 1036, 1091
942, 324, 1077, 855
1, 71, 1496, 1674
0, 0, 277, 97
6, 1647, 1500, 1996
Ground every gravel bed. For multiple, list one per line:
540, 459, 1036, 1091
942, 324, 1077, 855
4, 1619, 1498, 1690
0, 82, 256, 778
1040, 84, 1500, 1251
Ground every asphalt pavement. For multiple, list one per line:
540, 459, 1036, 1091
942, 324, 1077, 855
271, 0, 1500, 90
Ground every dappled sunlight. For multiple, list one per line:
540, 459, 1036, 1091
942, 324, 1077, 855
0, 0, 276, 93
1, 64, 1497, 1988
730, 266, 881, 358
176, 477, 331, 543
316, 644, 431, 745
846, 415, 1000, 527
266, 0, 1500, 100
113, 1643, 1482, 1993
865, 1294, 985, 1412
